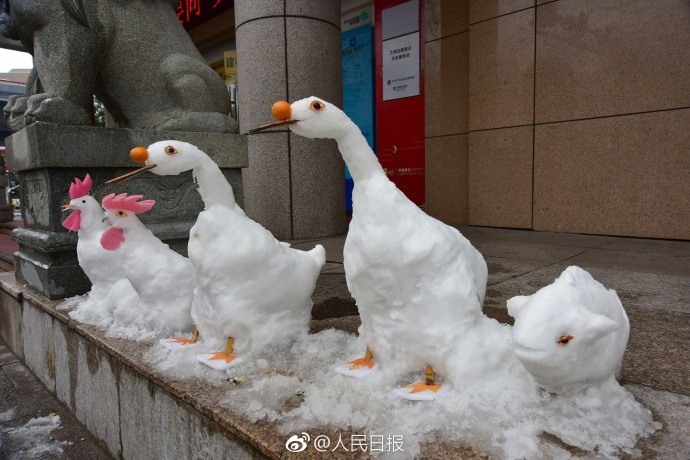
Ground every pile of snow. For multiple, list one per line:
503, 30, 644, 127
58, 281, 187, 342
0, 414, 71, 459
0, 409, 16, 423
146, 325, 659, 459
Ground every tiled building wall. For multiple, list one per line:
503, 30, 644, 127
425, 0, 690, 240
424, 0, 470, 226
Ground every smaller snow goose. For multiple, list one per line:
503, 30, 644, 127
508, 266, 629, 394
108, 141, 326, 370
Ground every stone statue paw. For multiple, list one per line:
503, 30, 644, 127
24, 94, 92, 127
3, 95, 28, 132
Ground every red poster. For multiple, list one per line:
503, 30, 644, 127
375, 0, 425, 206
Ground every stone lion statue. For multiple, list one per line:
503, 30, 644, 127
0, 0, 237, 133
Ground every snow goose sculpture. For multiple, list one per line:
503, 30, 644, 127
251, 98, 489, 399
61, 174, 135, 322
100, 193, 195, 334
508, 266, 630, 394
107, 141, 326, 370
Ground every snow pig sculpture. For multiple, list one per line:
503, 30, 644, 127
507, 266, 630, 395
0, 0, 236, 133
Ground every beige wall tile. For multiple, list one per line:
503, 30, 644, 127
534, 109, 690, 240
536, 0, 690, 123
425, 0, 469, 42
425, 135, 469, 226
468, 126, 533, 228
470, 0, 534, 24
469, 9, 535, 130
425, 33, 469, 137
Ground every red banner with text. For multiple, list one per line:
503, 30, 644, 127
375, 0, 425, 207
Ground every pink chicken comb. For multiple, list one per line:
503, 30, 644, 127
69, 174, 93, 199
102, 193, 156, 214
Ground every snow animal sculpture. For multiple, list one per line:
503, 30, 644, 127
61, 174, 135, 321
250, 98, 488, 400
1, 0, 235, 133
106, 141, 326, 370
507, 266, 630, 394
100, 193, 194, 334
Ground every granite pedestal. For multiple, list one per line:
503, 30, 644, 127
5, 122, 247, 299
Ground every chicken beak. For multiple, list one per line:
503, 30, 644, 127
247, 119, 299, 134
106, 163, 158, 185
61, 204, 76, 211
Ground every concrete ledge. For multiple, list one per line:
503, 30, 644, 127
0, 273, 266, 459
0, 276, 23, 360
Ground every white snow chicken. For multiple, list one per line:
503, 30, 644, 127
62, 174, 136, 323
100, 192, 194, 334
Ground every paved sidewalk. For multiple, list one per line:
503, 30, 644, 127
0, 338, 114, 459
0, 221, 105, 458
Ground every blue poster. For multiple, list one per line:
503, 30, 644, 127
342, 23, 375, 212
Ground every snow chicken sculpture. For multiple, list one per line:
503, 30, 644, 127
62, 174, 135, 322
107, 141, 325, 370
100, 192, 194, 334
251, 98, 488, 399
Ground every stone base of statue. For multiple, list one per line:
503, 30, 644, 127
5, 122, 247, 299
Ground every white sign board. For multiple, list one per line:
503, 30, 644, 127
381, 0, 419, 40
382, 32, 420, 101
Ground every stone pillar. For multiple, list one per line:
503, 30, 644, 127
235, 0, 346, 240
6, 123, 246, 299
